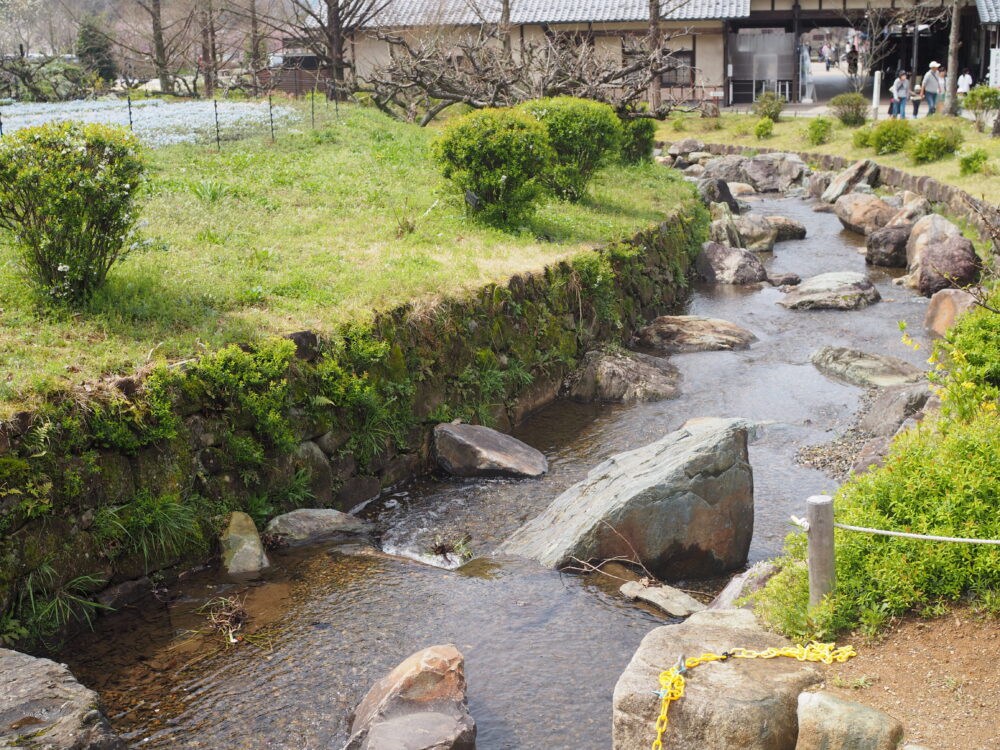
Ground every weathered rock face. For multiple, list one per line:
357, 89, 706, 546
708, 560, 779, 610
702, 154, 749, 184
925, 288, 978, 337
433, 423, 547, 479
264, 508, 370, 545
859, 383, 932, 437
620, 580, 706, 617
778, 272, 881, 310
564, 350, 679, 404
809, 346, 925, 388
668, 137, 706, 156
768, 272, 802, 287
808, 171, 835, 200
295, 440, 334, 507
500, 418, 754, 579
821, 159, 880, 203
695, 241, 768, 285
906, 214, 961, 274
697, 178, 741, 214
0, 648, 125, 750
612, 609, 822, 750
853, 436, 893, 475
743, 153, 808, 192
728, 181, 756, 196
766, 216, 807, 242
708, 202, 745, 248
887, 195, 932, 227
683, 164, 705, 178
795, 692, 904, 750
913, 235, 980, 297
866, 224, 912, 267
834, 193, 895, 236
220, 511, 269, 575
733, 214, 778, 251
636, 316, 758, 352
344, 644, 475, 750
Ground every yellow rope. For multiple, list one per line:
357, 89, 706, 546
651, 642, 857, 750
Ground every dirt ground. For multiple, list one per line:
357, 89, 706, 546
823, 607, 1000, 749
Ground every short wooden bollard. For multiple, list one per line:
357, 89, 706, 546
806, 495, 835, 606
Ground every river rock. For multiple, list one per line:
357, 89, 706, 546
688, 150, 714, 163
697, 178, 740, 213
778, 272, 880, 310
925, 288, 978, 337
500, 418, 753, 579
709, 202, 745, 247
744, 153, 808, 193
728, 181, 756, 196
768, 272, 801, 287
866, 224, 912, 267
683, 164, 705, 178
834, 193, 895, 236
565, 350, 679, 404
796, 691, 904, 750
888, 195, 932, 227
264, 508, 370, 544
859, 383, 932, 437
295, 440, 334, 507
0, 648, 124, 750
809, 346, 924, 388
853, 436, 892, 475
821, 159, 879, 203
913, 236, 980, 297
695, 241, 767, 284
708, 560, 779, 610
733, 214, 778, 251
620, 580, 706, 617
668, 137, 705, 156
612, 609, 822, 750
433, 423, 547, 478
636, 316, 757, 352
808, 171, 834, 200
766, 216, 807, 242
906, 214, 962, 274
344, 644, 475, 750
702, 154, 749, 184
220, 511, 269, 575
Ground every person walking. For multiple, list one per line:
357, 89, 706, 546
890, 71, 910, 119
922, 61, 941, 115
846, 45, 859, 76
912, 76, 924, 118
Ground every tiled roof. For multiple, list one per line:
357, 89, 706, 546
977, 0, 1000, 23
368, 0, 750, 27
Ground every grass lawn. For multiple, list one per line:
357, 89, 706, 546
0, 103, 693, 417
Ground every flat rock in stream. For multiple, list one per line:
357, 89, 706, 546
636, 315, 757, 352
834, 193, 895, 236
620, 580, 705, 617
777, 272, 880, 310
766, 215, 808, 242
810, 346, 925, 388
264, 508, 371, 545
433, 423, 547, 478
733, 214, 778, 251
0, 648, 124, 750
564, 350, 680, 403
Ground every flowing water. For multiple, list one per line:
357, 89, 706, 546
62, 197, 933, 749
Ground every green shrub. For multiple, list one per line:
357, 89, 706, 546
829, 92, 869, 127
619, 116, 657, 163
433, 107, 554, 226
908, 125, 964, 164
517, 97, 623, 201
754, 117, 774, 139
852, 125, 874, 149
959, 147, 991, 176
806, 116, 834, 145
0, 121, 145, 302
752, 92, 785, 122
964, 85, 1000, 132
870, 119, 914, 155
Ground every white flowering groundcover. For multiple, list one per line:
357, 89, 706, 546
0, 98, 298, 147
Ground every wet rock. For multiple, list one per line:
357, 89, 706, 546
925, 289, 978, 337
220, 511, 269, 575
834, 193, 895, 236
887, 195, 932, 228
852, 436, 893, 475
821, 158, 880, 203
433, 423, 547, 479
914, 236, 980, 297
767, 272, 801, 287
743, 152, 808, 193
564, 350, 679, 404
795, 691, 904, 750
733, 214, 778, 251
345, 644, 475, 750
702, 154, 749, 184
296, 440, 334, 507
264, 508, 370, 545
708, 561, 778, 610
766, 216, 807, 241
697, 178, 740, 214
859, 384, 932, 437
810, 346, 924, 388
0, 648, 124, 750
336, 476, 381, 509
906, 214, 962, 276
620, 580, 705, 617
612, 609, 821, 750
778, 272, 880, 310
501, 418, 754, 579
728, 181, 756, 196
380, 454, 420, 488
812, 203, 835, 214
866, 224, 912, 267
636, 315, 757, 352
695, 241, 767, 285
668, 137, 706, 156
708, 202, 745, 248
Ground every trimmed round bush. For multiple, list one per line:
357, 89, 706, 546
517, 97, 623, 201
752, 92, 785, 122
433, 108, 555, 227
0, 121, 145, 302
806, 116, 833, 145
619, 116, 657, 163
829, 93, 868, 127
908, 125, 964, 164
754, 117, 774, 139
870, 119, 914, 155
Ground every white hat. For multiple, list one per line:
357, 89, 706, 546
929, 61, 941, 68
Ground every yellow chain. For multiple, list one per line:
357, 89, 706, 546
650, 642, 857, 750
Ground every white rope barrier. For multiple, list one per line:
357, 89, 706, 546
832, 522, 1000, 545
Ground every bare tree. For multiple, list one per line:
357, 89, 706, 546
648, 0, 661, 109
944, 0, 961, 115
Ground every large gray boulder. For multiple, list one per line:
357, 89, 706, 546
859, 384, 932, 437
695, 241, 768, 285
778, 272, 880, 310
697, 178, 740, 214
866, 224, 912, 267
637, 316, 757, 352
0, 648, 124, 750
743, 153, 808, 192
433, 423, 547, 478
834, 193, 895, 236
612, 609, 822, 750
500, 418, 754, 579
809, 346, 924, 388
733, 214, 779, 251
795, 692, 904, 750
766, 216, 808, 242
564, 350, 679, 404
821, 159, 880, 203
913, 235, 980, 297
702, 154, 750, 184
906, 214, 962, 275
668, 137, 706, 156
220, 511, 269, 575
264, 508, 370, 545
344, 644, 475, 750
709, 202, 745, 247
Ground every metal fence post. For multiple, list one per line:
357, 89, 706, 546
807, 495, 835, 606
213, 98, 221, 150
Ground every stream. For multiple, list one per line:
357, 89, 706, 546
61, 196, 932, 749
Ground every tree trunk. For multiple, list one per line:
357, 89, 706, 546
648, 0, 661, 110
945, 0, 961, 115
249, 0, 263, 94
501, 0, 511, 52
200, 3, 214, 97
148, 0, 172, 94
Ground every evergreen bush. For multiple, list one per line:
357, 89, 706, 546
754, 117, 774, 139
806, 116, 834, 145
908, 125, 964, 164
870, 119, 914, 155
752, 92, 785, 122
829, 93, 868, 126
963, 85, 1000, 133
619, 116, 657, 163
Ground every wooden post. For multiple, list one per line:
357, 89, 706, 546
806, 495, 835, 607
